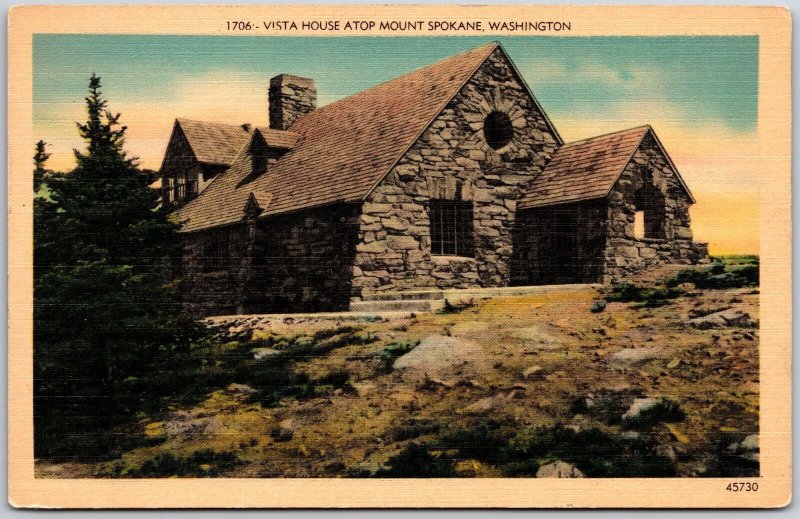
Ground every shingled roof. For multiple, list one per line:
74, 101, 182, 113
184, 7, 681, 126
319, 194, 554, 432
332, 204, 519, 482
518, 125, 694, 210
174, 119, 251, 166
176, 41, 554, 232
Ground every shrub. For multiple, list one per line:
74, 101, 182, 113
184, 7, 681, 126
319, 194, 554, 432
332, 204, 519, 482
373, 443, 456, 478
590, 300, 607, 313
368, 340, 420, 372
504, 426, 676, 478
665, 262, 759, 290
606, 283, 683, 308
436, 420, 509, 463
390, 418, 447, 441
437, 299, 474, 314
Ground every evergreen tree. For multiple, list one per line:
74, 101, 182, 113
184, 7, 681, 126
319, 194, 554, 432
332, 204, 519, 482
34, 74, 186, 458
33, 140, 51, 192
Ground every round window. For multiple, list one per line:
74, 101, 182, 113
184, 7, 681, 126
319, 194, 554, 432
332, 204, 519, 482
483, 111, 514, 150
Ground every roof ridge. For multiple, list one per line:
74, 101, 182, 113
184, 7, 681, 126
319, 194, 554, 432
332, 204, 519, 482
177, 117, 251, 130
287, 41, 499, 126
561, 124, 651, 148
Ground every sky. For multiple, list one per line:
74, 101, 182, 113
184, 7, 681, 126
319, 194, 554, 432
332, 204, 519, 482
33, 35, 759, 254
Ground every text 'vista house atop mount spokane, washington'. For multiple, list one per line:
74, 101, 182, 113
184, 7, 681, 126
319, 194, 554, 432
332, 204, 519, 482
161, 42, 708, 316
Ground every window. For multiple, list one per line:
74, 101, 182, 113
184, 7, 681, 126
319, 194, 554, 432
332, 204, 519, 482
186, 172, 198, 198
203, 227, 232, 272
162, 176, 173, 204
175, 172, 186, 200
633, 210, 645, 239
429, 200, 474, 257
483, 111, 514, 150
173, 171, 198, 202
633, 172, 666, 240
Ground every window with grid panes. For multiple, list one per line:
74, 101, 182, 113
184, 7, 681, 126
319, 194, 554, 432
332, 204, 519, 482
428, 200, 474, 257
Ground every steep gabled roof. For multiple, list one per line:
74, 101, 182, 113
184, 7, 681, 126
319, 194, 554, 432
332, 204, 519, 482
176, 41, 548, 232
174, 118, 251, 166
518, 125, 694, 210
249, 41, 504, 216
170, 119, 298, 168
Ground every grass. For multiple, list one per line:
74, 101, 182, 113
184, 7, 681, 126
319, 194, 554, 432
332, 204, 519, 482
125, 449, 242, 478
605, 283, 684, 308
366, 340, 420, 372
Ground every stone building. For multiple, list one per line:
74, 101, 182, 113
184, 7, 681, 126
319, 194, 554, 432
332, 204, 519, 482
161, 42, 708, 316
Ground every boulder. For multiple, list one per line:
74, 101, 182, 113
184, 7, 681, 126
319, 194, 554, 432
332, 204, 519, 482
740, 434, 759, 452
621, 397, 660, 421
226, 383, 257, 394
253, 348, 281, 361
655, 444, 678, 463
689, 309, 755, 329
536, 461, 585, 478
393, 335, 486, 382
522, 365, 544, 380
271, 419, 295, 442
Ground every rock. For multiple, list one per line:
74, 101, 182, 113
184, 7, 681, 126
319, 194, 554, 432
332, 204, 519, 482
271, 419, 295, 442
522, 365, 544, 380
352, 381, 377, 397
454, 460, 482, 477
740, 434, 759, 452
393, 335, 486, 382
610, 347, 666, 364
740, 452, 760, 463
509, 326, 564, 350
253, 348, 282, 360
655, 444, 678, 463
620, 431, 641, 440
621, 397, 660, 421
666, 358, 681, 369
689, 309, 755, 329
536, 461, 585, 478
226, 383, 257, 394
450, 321, 491, 338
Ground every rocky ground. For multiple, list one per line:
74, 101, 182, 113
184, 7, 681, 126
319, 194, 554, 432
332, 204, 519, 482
35, 262, 760, 479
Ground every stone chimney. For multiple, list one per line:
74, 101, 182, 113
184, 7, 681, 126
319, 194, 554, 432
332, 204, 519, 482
268, 74, 316, 130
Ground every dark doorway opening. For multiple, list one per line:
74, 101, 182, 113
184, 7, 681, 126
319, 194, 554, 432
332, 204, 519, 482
512, 201, 607, 286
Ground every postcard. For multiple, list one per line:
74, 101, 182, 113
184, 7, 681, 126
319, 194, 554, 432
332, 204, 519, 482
7, 3, 792, 508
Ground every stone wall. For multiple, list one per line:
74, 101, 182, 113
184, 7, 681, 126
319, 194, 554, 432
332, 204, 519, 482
251, 204, 360, 312
176, 224, 247, 317
604, 133, 708, 281
177, 204, 360, 316
351, 48, 560, 299
512, 201, 608, 285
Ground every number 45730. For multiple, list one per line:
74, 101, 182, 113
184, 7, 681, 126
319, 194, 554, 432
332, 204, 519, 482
726, 482, 759, 492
